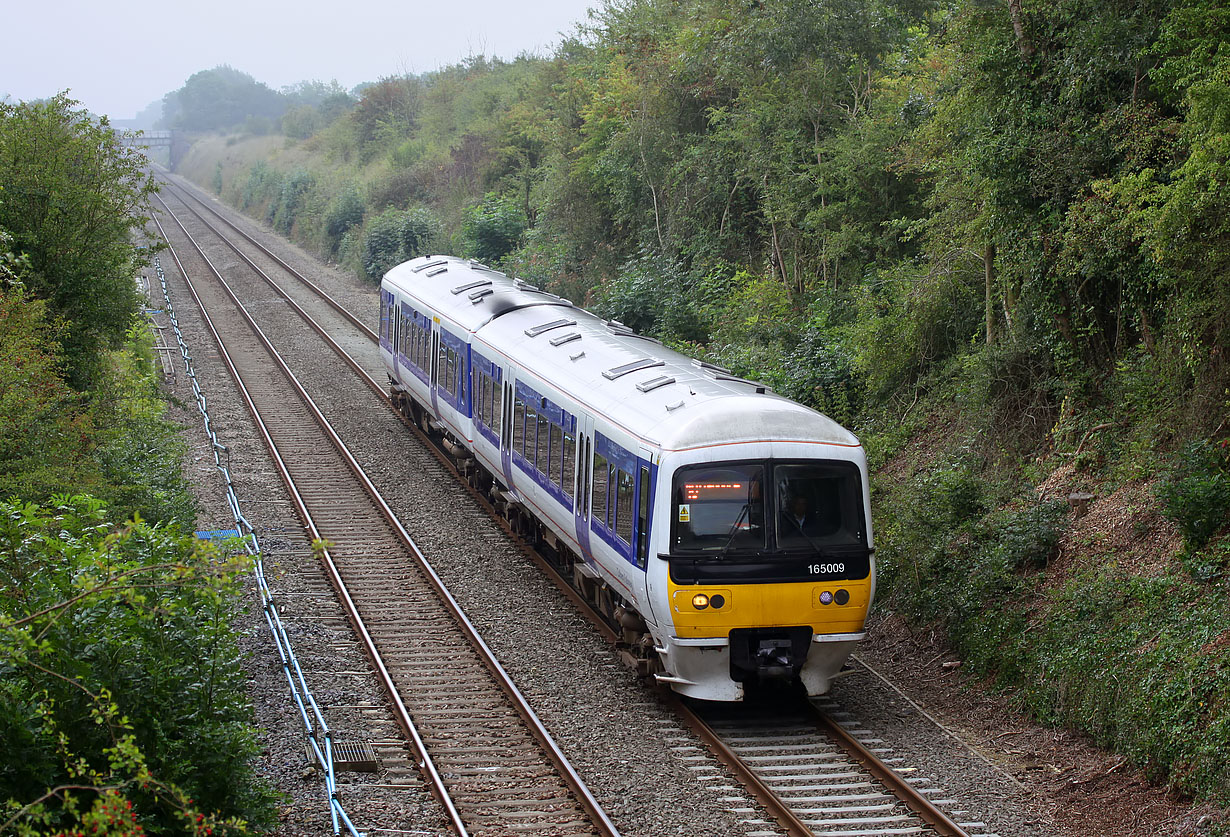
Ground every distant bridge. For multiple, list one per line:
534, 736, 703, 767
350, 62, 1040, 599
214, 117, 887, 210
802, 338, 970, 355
114, 129, 190, 168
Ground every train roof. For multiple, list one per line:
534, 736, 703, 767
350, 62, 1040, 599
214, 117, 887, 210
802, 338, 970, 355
383, 256, 860, 453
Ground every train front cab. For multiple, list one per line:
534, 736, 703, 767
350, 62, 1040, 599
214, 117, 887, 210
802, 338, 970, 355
650, 443, 875, 702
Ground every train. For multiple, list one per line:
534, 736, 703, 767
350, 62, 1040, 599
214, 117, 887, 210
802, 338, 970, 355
379, 256, 875, 702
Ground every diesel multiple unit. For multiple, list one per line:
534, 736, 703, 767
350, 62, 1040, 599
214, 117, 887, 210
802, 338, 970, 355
380, 256, 875, 701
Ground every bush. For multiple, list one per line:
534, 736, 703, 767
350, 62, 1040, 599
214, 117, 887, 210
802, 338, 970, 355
269, 167, 314, 235
460, 192, 526, 265
239, 161, 281, 213
361, 206, 438, 281
595, 252, 705, 341
0, 496, 276, 833
1157, 439, 1230, 552
323, 185, 365, 255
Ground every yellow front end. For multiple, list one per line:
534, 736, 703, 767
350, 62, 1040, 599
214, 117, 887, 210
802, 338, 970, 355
668, 577, 872, 636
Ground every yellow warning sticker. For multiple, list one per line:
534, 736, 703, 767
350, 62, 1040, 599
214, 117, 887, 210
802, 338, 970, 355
678, 504, 690, 523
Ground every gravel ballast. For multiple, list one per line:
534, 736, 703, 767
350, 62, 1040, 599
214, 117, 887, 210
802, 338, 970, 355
155, 170, 1225, 837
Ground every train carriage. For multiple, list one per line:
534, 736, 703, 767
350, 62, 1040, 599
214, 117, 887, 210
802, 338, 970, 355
380, 256, 875, 701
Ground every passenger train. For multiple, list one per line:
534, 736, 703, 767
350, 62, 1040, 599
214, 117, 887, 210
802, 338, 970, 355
380, 256, 874, 702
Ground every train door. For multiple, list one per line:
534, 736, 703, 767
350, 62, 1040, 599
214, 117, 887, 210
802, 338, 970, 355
635, 446, 658, 624
499, 374, 514, 490
392, 303, 401, 375
573, 413, 594, 560
429, 322, 441, 419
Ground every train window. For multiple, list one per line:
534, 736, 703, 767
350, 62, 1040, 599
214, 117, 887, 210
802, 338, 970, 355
562, 430, 576, 500
671, 463, 766, 554
615, 468, 634, 544
636, 465, 650, 566
514, 398, 525, 455
525, 404, 537, 463
447, 348, 458, 397
593, 452, 609, 527
436, 337, 446, 385
548, 423, 562, 487
774, 462, 864, 549
537, 412, 550, 474
491, 376, 502, 430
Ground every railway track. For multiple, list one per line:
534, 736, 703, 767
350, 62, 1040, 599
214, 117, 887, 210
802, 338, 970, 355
152, 173, 990, 837
678, 696, 991, 837
151, 193, 619, 837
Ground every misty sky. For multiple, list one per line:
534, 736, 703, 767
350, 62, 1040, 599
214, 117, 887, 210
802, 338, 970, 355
2, 0, 601, 120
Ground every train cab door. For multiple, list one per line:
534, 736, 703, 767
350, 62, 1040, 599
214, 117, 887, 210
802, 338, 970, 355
635, 446, 659, 625
573, 414, 595, 561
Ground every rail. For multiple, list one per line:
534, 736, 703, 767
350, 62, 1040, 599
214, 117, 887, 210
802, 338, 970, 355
154, 175, 978, 837
152, 192, 621, 837
151, 255, 364, 837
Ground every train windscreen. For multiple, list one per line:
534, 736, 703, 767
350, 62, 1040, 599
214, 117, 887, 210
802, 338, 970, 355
774, 462, 864, 550
671, 464, 766, 553
671, 460, 865, 556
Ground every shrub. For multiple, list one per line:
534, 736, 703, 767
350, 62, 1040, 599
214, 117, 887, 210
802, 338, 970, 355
323, 185, 365, 255
239, 161, 281, 213
460, 192, 526, 265
1157, 439, 1230, 551
0, 496, 276, 833
361, 206, 438, 281
269, 167, 314, 234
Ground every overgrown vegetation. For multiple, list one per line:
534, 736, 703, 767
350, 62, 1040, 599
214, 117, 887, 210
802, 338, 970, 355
177, 0, 1229, 806
0, 498, 274, 835
1, 94, 274, 832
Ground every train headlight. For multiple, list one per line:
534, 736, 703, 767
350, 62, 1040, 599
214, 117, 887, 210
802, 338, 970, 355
835, 589, 850, 606
691, 593, 710, 610
819, 590, 833, 605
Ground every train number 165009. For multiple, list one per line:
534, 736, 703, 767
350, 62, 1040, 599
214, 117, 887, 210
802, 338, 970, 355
808, 563, 845, 575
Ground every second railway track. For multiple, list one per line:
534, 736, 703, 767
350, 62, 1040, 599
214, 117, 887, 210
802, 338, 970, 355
152, 173, 993, 837
152, 194, 619, 837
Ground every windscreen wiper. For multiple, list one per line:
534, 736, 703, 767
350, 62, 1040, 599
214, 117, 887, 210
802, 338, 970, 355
712, 503, 750, 561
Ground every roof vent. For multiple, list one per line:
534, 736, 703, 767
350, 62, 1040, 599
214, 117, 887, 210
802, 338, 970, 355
452, 279, 492, 294
425, 265, 448, 277
549, 332, 582, 347
603, 358, 665, 380
469, 288, 494, 303
514, 279, 541, 292
693, 360, 732, 375
713, 372, 771, 393
412, 258, 448, 273
525, 318, 577, 338
636, 375, 675, 393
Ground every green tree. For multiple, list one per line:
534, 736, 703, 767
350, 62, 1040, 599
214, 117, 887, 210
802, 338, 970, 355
161, 66, 286, 132
0, 94, 157, 388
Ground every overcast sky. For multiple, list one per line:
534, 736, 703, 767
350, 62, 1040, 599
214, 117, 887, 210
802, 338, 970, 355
2, 0, 601, 120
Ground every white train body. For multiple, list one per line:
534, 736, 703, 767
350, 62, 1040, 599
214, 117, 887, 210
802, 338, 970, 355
380, 256, 875, 701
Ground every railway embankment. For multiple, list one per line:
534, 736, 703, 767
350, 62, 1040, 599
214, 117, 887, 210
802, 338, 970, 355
179, 130, 1230, 832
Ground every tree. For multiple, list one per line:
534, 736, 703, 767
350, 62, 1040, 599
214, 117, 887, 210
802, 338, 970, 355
161, 66, 286, 132
0, 94, 157, 388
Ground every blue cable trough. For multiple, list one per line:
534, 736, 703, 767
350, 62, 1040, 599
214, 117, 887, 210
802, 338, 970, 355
195, 529, 241, 540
